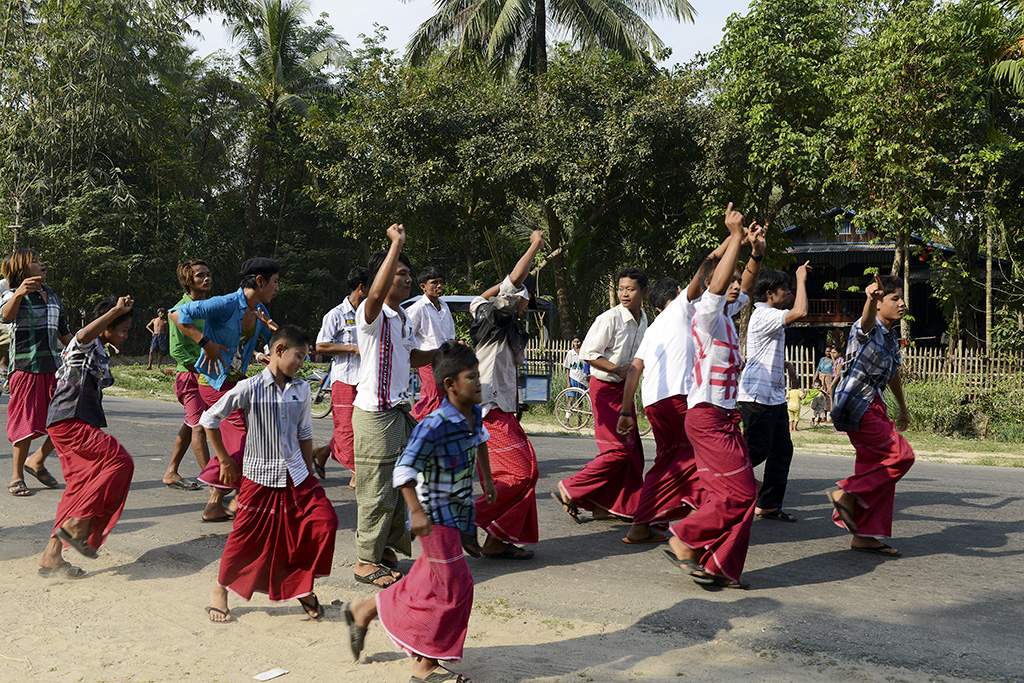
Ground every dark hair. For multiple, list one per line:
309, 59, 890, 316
617, 267, 649, 290
367, 250, 412, 287
90, 296, 133, 327
2, 248, 41, 288
649, 278, 681, 312
753, 269, 793, 302
347, 267, 370, 292
157, 308, 166, 315
697, 256, 720, 288
417, 266, 442, 286
432, 340, 478, 390
876, 274, 903, 297
176, 258, 210, 294
269, 324, 311, 351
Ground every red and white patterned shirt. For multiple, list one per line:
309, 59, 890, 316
354, 301, 415, 412
687, 291, 747, 411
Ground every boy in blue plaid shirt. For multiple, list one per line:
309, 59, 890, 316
344, 341, 495, 683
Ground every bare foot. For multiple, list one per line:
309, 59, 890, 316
207, 586, 233, 622
227, 497, 238, 515
202, 502, 233, 522
162, 473, 183, 486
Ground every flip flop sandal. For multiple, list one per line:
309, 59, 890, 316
622, 531, 669, 544
550, 491, 582, 524
411, 669, 473, 683
8, 479, 34, 497
314, 462, 327, 479
756, 509, 798, 522
460, 532, 482, 558
38, 561, 85, 579
662, 549, 714, 584
343, 602, 368, 661
298, 594, 324, 619
827, 491, 858, 533
851, 542, 901, 557
24, 465, 59, 488
205, 606, 234, 623
483, 544, 534, 560
354, 566, 401, 587
166, 479, 201, 491
55, 527, 98, 559
708, 574, 750, 589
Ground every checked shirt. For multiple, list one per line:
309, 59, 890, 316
831, 317, 902, 432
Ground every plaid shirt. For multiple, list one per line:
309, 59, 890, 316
832, 318, 902, 432
47, 336, 114, 429
393, 398, 490, 533
1, 286, 70, 374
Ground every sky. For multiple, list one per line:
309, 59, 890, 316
189, 0, 753, 68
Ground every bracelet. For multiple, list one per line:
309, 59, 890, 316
198, 335, 210, 347
750, 253, 765, 262
619, 410, 632, 416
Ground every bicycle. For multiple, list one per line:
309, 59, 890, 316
553, 385, 651, 436
306, 369, 332, 419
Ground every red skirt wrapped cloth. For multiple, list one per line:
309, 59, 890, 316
197, 381, 246, 491
474, 409, 539, 544
632, 396, 700, 525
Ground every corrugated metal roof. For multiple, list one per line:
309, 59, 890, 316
788, 242, 896, 253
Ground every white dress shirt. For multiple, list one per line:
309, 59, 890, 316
199, 368, 314, 488
316, 297, 360, 386
406, 295, 456, 351
354, 301, 415, 412
634, 296, 691, 407
737, 302, 791, 406
580, 304, 648, 383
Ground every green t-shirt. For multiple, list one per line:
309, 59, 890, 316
170, 294, 205, 375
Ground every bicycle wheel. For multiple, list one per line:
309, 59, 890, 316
309, 379, 332, 419
634, 393, 652, 436
554, 387, 592, 430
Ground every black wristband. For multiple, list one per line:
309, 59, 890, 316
619, 410, 632, 416
198, 335, 210, 347
750, 253, 765, 262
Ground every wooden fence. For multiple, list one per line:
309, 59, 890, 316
526, 338, 1024, 395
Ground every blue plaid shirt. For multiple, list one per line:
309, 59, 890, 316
393, 398, 490, 533
832, 318, 902, 432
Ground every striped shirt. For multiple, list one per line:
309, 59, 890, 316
832, 318, 902, 432
737, 302, 791, 406
393, 399, 490, 533
316, 297, 360, 386
354, 301, 415, 412
47, 336, 113, 428
0, 286, 70, 374
199, 367, 314, 488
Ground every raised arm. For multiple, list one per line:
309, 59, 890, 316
785, 261, 812, 325
364, 223, 406, 324
508, 230, 546, 289
708, 203, 745, 296
860, 275, 884, 335
687, 237, 730, 303
77, 296, 133, 345
739, 222, 766, 296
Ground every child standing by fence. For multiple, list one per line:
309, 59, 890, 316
344, 340, 495, 683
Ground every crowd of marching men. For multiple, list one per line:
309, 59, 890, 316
1, 204, 914, 683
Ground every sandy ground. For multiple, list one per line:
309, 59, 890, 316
3, 396, 1024, 683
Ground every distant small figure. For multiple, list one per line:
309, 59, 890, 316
146, 309, 169, 369
786, 386, 805, 431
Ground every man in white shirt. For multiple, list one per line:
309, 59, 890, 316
351, 224, 435, 588
555, 267, 648, 522
737, 263, 811, 523
663, 203, 764, 590
407, 266, 456, 421
312, 266, 369, 487
469, 231, 546, 560
563, 336, 589, 390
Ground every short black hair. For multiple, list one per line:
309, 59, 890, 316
418, 266, 442, 286
367, 250, 412, 287
347, 266, 369, 291
240, 270, 281, 291
877, 274, 903, 296
753, 269, 793, 302
617, 267, 649, 290
697, 256, 719, 287
269, 324, 311, 351
432, 340, 478, 390
91, 296, 133, 327
649, 278, 681, 312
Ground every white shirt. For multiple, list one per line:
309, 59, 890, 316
580, 305, 648, 384
470, 276, 525, 414
737, 302, 791, 405
634, 296, 691, 407
687, 291, 748, 410
354, 301, 415, 412
316, 297, 360, 386
406, 295, 456, 351
199, 368, 314, 488
563, 349, 588, 384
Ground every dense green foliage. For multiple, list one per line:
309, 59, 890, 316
4, 0, 1024, 353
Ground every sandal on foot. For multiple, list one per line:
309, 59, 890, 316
662, 550, 714, 584
827, 491, 858, 533
851, 542, 901, 557
55, 527, 98, 559
201, 511, 235, 523
24, 465, 59, 488
483, 544, 534, 560
204, 606, 234, 623
461, 531, 482, 558
314, 461, 326, 479
550, 490, 582, 524
708, 575, 750, 590
412, 669, 473, 683
354, 565, 401, 587
38, 561, 85, 579
342, 602, 368, 661
8, 480, 33, 497
298, 594, 324, 619
756, 508, 798, 523
623, 531, 669, 544
166, 478, 201, 491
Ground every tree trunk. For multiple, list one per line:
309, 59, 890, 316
985, 185, 995, 354
534, 0, 547, 78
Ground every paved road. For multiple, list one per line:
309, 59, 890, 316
3, 395, 1024, 681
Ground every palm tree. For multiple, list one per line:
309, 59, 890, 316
406, 0, 696, 79
229, 0, 346, 253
